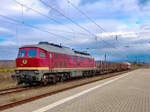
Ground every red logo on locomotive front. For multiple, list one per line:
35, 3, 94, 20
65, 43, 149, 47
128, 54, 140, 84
22, 59, 28, 64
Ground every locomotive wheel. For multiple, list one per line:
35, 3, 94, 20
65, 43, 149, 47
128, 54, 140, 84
42, 75, 48, 85
82, 73, 85, 78
28, 82, 34, 86
60, 75, 66, 82
17, 81, 23, 85
43, 81, 48, 86
66, 74, 70, 80
64, 73, 70, 80
83, 72, 87, 78
52, 77, 57, 84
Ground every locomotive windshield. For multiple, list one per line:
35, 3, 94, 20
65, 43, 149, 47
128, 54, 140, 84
28, 49, 37, 57
18, 49, 25, 57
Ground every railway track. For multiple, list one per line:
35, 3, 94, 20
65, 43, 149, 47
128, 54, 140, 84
0, 71, 117, 96
0, 84, 57, 96
0, 86, 28, 96
0, 79, 83, 96
0, 70, 133, 111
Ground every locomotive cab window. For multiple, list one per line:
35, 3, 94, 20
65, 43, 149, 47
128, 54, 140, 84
80, 57, 84, 61
18, 49, 25, 57
72, 56, 77, 61
75, 56, 77, 61
28, 49, 37, 57
72, 56, 74, 61
40, 52, 46, 58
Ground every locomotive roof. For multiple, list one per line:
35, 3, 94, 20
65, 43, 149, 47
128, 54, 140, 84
21, 42, 92, 58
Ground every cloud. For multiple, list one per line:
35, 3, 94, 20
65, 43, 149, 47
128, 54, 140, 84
80, 0, 100, 5
0, 0, 49, 21
0, 0, 150, 62
0, 18, 150, 61
138, 0, 150, 6
0, 45, 18, 60
0, 27, 12, 33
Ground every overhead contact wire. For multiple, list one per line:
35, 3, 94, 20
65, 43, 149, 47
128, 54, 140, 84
0, 14, 72, 41
39, 0, 116, 48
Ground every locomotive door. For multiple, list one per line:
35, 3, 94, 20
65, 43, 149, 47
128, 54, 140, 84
49, 53, 53, 70
38, 49, 49, 70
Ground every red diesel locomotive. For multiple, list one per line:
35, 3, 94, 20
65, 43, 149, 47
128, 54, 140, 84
15, 42, 96, 85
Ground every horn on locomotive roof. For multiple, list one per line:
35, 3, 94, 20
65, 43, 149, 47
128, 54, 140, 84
74, 50, 90, 56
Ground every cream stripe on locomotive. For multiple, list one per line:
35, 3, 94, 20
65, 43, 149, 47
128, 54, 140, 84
53, 67, 96, 70
16, 67, 96, 70
16, 67, 49, 70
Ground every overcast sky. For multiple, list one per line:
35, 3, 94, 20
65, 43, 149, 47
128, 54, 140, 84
0, 0, 150, 62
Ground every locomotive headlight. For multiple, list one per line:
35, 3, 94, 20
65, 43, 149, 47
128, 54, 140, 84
43, 75, 46, 79
34, 70, 39, 74
15, 70, 20, 74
